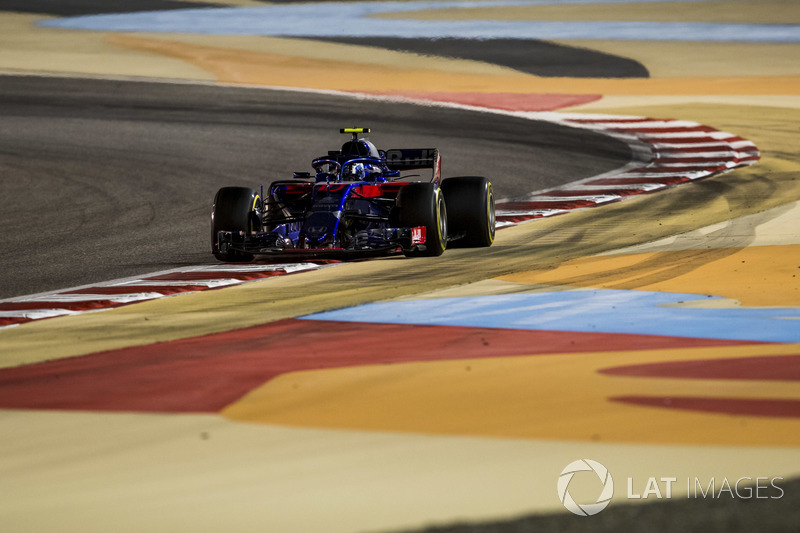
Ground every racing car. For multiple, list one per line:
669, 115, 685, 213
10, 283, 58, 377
211, 128, 495, 261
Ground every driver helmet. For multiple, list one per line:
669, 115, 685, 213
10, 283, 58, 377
345, 162, 382, 181
345, 162, 367, 181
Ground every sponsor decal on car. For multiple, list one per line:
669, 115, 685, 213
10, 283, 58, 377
411, 226, 426, 245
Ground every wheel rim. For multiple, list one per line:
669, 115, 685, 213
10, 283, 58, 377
487, 184, 496, 240
436, 190, 447, 251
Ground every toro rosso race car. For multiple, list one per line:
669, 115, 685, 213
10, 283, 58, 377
211, 128, 495, 261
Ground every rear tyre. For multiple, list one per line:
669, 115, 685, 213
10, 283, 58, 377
211, 186, 260, 262
396, 183, 447, 257
441, 176, 495, 248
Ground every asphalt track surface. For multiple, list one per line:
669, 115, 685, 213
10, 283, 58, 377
308, 37, 650, 78
404, 478, 799, 533
0, 74, 630, 299
0, 0, 227, 16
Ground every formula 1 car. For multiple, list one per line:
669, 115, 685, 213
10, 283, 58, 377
211, 128, 495, 261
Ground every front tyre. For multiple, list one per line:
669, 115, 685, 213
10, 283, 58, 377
441, 176, 495, 248
396, 183, 447, 257
211, 186, 260, 262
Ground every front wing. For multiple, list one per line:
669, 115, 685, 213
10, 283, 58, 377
214, 226, 431, 259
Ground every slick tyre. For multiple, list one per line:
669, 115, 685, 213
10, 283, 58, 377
211, 186, 260, 262
396, 183, 447, 257
441, 176, 495, 248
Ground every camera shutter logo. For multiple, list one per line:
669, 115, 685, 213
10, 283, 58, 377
557, 459, 614, 516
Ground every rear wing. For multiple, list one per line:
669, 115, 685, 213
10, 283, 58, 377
384, 148, 441, 182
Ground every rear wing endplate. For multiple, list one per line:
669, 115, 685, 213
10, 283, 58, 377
384, 148, 441, 182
